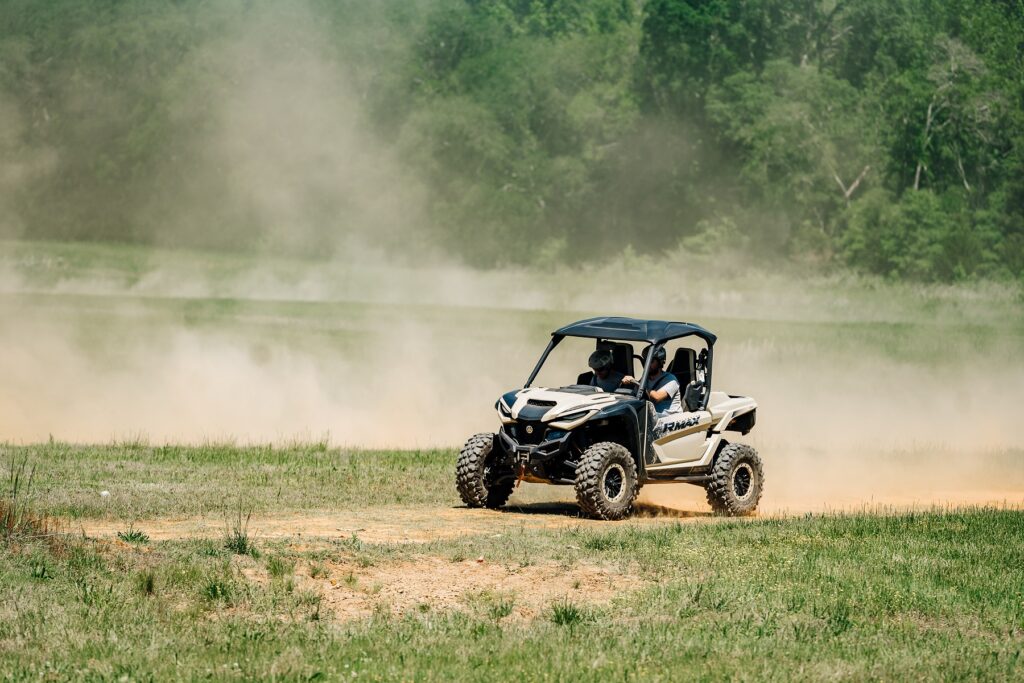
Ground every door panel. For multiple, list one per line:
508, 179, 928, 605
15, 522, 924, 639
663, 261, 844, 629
650, 412, 712, 465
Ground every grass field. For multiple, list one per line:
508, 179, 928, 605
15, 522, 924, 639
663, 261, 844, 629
2, 445, 1023, 681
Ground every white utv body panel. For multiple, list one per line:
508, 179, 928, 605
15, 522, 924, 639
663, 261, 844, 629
647, 392, 757, 471
506, 387, 621, 429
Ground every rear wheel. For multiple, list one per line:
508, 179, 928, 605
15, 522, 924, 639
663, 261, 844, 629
456, 433, 515, 509
705, 443, 763, 516
574, 442, 639, 520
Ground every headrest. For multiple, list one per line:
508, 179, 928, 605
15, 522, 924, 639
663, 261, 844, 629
668, 347, 696, 384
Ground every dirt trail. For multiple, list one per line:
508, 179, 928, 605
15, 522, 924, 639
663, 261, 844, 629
73, 503, 700, 545
636, 484, 1024, 515
74, 490, 1022, 547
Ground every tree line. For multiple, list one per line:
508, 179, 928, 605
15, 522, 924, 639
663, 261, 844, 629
1, 0, 1022, 281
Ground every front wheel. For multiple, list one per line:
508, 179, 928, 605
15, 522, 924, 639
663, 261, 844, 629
456, 433, 515, 509
705, 443, 764, 516
574, 442, 639, 520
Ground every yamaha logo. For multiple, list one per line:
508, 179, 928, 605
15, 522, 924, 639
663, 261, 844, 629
525, 425, 534, 434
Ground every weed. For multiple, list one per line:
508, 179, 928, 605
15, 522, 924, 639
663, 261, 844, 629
203, 578, 232, 602
117, 524, 150, 545
550, 599, 587, 627
308, 562, 327, 579
136, 570, 156, 596
75, 576, 111, 606
488, 598, 515, 622
30, 559, 50, 580
827, 601, 855, 635
267, 555, 295, 579
224, 507, 254, 555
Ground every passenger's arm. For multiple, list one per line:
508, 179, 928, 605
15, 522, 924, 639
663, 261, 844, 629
647, 388, 670, 402
648, 379, 679, 403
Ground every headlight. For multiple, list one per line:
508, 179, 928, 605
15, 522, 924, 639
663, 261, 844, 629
496, 399, 514, 422
555, 410, 591, 423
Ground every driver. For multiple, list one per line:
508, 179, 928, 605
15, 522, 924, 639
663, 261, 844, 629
588, 349, 625, 392
623, 346, 679, 414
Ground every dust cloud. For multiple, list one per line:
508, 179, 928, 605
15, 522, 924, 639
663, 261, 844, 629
2, 265, 1023, 515
138, 3, 431, 260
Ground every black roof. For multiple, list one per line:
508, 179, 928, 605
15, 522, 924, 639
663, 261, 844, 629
553, 317, 716, 345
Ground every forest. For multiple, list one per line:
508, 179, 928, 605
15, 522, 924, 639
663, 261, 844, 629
1, 0, 1022, 281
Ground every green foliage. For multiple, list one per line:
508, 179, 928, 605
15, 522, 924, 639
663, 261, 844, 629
117, 525, 150, 545
1, 0, 1023, 279
549, 599, 588, 626
224, 508, 254, 556
266, 555, 296, 580
487, 597, 515, 622
202, 576, 233, 602
135, 570, 156, 596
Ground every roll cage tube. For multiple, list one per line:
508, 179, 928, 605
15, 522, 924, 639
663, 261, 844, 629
702, 343, 714, 411
635, 344, 657, 400
524, 335, 563, 387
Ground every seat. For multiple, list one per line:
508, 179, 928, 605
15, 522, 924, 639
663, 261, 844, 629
576, 371, 594, 385
666, 347, 696, 386
597, 341, 634, 377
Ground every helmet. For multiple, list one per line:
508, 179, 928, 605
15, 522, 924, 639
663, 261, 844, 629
588, 349, 614, 371
645, 346, 667, 364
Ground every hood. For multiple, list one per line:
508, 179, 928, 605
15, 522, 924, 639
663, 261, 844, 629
502, 387, 621, 429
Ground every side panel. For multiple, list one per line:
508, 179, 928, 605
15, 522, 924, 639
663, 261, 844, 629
649, 412, 713, 465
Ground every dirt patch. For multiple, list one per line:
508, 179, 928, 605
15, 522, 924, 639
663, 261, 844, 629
307, 556, 632, 621
71, 503, 693, 546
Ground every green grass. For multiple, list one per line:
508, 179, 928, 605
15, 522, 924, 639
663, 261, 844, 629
1, 442, 457, 518
1, 507, 1022, 680
0, 444, 1021, 679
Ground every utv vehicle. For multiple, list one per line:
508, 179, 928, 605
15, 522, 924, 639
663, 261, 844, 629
456, 317, 763, 520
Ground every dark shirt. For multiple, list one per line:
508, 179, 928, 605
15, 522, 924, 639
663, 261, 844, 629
590, 369, 625, 392
645, 371, 679, 413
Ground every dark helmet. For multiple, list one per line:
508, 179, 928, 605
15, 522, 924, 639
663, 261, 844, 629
645, 346, 667, 364
588, 349, 614, 371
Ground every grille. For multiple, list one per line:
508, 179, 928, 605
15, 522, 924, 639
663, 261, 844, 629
527, 399, 556, 407
513, 422, 546, 445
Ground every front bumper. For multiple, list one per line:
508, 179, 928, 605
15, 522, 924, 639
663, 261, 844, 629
496, 427, 572, 474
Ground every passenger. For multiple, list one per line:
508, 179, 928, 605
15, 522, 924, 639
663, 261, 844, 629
587, 349, 625, 392
623, 346, 679, 415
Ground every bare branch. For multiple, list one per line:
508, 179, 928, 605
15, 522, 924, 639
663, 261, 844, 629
844, 165, 871, 199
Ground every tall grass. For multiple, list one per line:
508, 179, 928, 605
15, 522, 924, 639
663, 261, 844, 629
1, 456, 57, 543
224, 505, 255, 556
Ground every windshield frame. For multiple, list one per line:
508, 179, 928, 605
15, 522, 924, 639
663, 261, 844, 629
524, 332, 716, 410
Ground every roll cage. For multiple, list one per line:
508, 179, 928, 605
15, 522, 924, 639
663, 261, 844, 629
523, 316, 717, 411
